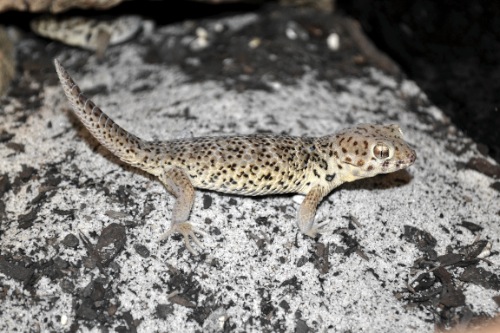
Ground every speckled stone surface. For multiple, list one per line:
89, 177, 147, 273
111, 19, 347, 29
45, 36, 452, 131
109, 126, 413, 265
0, 6, 499, 333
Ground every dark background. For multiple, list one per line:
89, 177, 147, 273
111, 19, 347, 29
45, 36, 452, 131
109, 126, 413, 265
338, 0, 500, 164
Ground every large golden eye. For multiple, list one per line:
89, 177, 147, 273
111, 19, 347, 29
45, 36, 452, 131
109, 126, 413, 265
373, 143, 390, 159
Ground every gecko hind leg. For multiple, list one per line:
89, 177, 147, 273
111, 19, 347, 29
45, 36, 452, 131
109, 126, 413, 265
158, 167, 206, 255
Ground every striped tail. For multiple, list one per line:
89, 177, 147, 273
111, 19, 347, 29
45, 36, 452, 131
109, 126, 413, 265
54, 59, 150, 169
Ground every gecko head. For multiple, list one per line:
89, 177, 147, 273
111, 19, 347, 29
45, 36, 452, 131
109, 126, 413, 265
323, 124, 416, 181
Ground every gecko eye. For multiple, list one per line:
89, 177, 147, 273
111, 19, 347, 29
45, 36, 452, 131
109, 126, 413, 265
373, 143, 390, 159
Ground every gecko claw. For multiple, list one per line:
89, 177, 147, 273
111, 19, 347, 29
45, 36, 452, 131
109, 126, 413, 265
161, 222, 208, 255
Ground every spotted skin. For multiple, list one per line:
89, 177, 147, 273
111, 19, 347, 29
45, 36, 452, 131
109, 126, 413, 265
32, 16, 142, 57
54, 59, 417, 254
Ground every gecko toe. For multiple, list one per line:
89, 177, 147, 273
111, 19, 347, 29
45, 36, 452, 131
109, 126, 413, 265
303, 220, 330, 238
161, 222, 207, 255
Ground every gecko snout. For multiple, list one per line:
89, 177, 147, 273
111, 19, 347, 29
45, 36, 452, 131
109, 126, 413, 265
408, 149, 417, 164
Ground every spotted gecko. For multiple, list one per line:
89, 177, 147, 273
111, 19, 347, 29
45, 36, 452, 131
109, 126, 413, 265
32, 16, 142, 58
54, 60, 417, 254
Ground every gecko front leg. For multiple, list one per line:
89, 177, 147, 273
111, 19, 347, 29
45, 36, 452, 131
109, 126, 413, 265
159, 167, 205, 254
297, 186, 328, 238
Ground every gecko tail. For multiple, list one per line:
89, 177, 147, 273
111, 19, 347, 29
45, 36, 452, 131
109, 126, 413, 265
54, 59, 151, 169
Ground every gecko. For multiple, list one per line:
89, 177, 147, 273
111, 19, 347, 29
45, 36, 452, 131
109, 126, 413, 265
32, 16, 142, 58
54, 59, 417, 254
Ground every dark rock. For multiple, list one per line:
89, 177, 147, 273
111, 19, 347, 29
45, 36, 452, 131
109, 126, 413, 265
6, 142, 25, 153
42, 259, 65, 280
0, 174, 11, 197
62, 234, 80, 248
53, 257, 69, 269
0, 200, 6, 222
409, 272, 436, 292
460, 266, 500, 290
296, 318, 310, 333
466, 158, 500, 179
95, 223, 126, 266
202, 194, 212, 209
403, 225, 437, 253
18, 209, 38, 229
279, 300, 290, 311
60, 279, 75, 293
76, 300, 98, 321
491, 182, 500, 192
30, 191, 48, 205
90, 282, 106, 302
53, 208, 75, 216
437, 253, 464, 267
0, 256, 34, 283
134, 244, 150, 258
0, 130, 14, 142
120, 311, 138, 333
19, 164, 37, 182
461, 240, 490, 260
280, 276, 301, 289
156, 304, 174, 319
439, 287, 466, 307
459, 221, 483, 233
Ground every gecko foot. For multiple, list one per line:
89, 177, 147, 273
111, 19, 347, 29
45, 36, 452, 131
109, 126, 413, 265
302, 220, 330, 238
160, 222, 208, 255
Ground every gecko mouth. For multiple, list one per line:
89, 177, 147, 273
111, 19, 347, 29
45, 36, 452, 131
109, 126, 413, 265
397, 154, 417, 169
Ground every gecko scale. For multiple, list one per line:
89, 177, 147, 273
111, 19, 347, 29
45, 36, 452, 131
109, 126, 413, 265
54, 59, 416, 254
